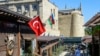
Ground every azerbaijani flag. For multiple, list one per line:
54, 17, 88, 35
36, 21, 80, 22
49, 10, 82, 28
51, 14, 55, 24
47, 16, 52, 27
47, 14, 55, 25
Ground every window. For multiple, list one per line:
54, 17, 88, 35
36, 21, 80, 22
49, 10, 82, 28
51, 9, 52, 13
24, 4, 29, 11
32, 4, 37, 10
53, 9, 55, 16
16, 5, 21, 13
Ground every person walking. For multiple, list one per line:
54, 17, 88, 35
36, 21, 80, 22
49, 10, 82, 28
74, 47, 81, 56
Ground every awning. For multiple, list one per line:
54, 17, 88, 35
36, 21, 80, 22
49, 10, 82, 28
82, 35, 92, 43
84, 12, 100, 27
0, 6, 31, 24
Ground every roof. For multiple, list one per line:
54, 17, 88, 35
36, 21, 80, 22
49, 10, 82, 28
37, 36, 60, 42
84, 12, 100, 26
0, 6, 36, 40
81, 35, 92, 43
0, 6, 31, 24
59, 9, 77, 14
59, 9, 74, 14
83, 35, 92, 39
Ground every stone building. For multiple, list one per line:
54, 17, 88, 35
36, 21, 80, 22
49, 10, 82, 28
0, 0, 60, 36
58, 5, 84, 37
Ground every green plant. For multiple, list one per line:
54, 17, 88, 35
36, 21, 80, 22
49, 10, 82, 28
52, 45, 65, 56
85, 27, 92, 35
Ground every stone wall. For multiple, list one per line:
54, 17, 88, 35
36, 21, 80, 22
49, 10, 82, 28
58, 10, 84, 37
58, 13, 72, 37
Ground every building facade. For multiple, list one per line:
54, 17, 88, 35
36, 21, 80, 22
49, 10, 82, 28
0, 0, 60, 36
58, 6, 84, 37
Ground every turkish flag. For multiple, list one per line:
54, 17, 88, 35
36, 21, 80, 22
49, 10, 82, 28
28, 16, 45, 37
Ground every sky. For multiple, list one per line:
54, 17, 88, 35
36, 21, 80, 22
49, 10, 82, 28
50, 0, 100, 24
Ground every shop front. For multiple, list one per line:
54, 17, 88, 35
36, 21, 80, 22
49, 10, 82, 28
0, 7, 36, 56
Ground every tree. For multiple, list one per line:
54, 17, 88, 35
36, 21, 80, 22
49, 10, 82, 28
85, 25, 100, 35
85, 27, 92, 35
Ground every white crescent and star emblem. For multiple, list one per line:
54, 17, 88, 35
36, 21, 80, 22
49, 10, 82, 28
28, 16, 45, 36
33, 20, 39, 29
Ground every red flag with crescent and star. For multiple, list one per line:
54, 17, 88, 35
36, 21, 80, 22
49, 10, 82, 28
28, 16, 45, 37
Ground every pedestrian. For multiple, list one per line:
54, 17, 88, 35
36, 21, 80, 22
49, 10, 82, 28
79, 43, 86, 56
74, 47, 81, 56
